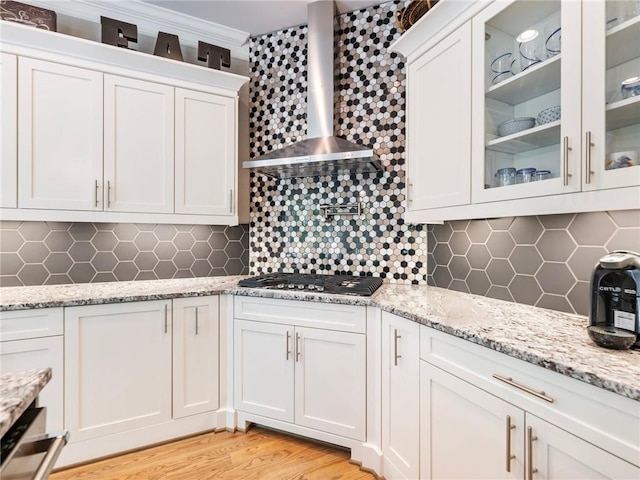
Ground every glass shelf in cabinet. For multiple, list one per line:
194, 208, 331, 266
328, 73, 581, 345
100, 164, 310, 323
485, 55, 561, 105
607, 16, 640, 69
606, 96, 640, 131
486, 120, 561, 155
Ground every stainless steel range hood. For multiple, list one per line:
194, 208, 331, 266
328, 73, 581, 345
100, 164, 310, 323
243, 1, 381, 179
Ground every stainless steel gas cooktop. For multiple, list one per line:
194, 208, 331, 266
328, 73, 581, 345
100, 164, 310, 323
238, 273, 384, 296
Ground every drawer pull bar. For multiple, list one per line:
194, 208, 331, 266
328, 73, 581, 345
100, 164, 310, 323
505, 415, 516, 472
295, 332, 301, 362
394, 328, 402, 366
527, 426, 538, 480
562, 136, 572, 186
585, 131, 594, 184
493, 374, 554, 403
286, 330, 291, 360
195, 307, 199, 335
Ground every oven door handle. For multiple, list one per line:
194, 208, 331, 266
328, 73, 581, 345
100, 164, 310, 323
33, 430, 70, 480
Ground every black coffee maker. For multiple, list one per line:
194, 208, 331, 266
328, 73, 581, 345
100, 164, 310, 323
588, 250, 640, 350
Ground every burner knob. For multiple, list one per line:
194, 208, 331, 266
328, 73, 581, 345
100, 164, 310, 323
308, 284, 315, 290
297, 284, 305, 289
317, 286, 325, 292
287, 284, 295, 289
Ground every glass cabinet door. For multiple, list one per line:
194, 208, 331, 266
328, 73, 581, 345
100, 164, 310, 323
582, 0, 640, 192
471, 0, 582, 203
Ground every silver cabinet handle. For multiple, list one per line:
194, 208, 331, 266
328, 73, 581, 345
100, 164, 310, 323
95, 180, 100, 207
195, 307, 199, 335
505, 415, 516, 472
394, 328, 402, 366
407, 182, 413, 206
562, 136, 572, 186
295, 332, 301, 362
164, 304, 168, 334
229, 189, 233, 214
527, 426, 538, 480
286, 330, 291, 360
585, 131, 594, 184
493, 374, 554, 403
107, 180, 112, 208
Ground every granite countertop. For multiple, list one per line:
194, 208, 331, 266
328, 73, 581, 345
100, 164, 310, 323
0, 369, 52, 437
1, 278, 639, 401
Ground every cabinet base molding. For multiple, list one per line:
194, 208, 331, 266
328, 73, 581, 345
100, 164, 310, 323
236, 411, 370, 467
56, 411, 218, 468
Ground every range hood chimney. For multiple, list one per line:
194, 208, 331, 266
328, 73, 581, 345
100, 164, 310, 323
243, 1, 382, 178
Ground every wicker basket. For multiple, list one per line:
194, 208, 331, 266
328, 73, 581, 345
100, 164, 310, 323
395, 0, 439, 33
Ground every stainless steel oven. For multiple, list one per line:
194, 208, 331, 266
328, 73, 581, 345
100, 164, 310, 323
0, 406, 68, 480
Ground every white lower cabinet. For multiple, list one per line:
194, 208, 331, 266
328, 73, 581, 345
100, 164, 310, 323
419, 326, 640, 479
234, 319, 294, 422
61, 296, 221, 465
421, 361, 525, 479
0, 307, 64, 433
294, 326, 366, 440
233, 297, 367, 443
64, 300, 172, 443
381, 312, 420, 480
172, 296, 219, 419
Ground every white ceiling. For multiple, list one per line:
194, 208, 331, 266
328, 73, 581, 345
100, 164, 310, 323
142, 0, 385, 36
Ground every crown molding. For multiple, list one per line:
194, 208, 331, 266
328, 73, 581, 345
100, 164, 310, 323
22, 0, 250, 60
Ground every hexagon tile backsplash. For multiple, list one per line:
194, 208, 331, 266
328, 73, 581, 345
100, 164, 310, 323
0, 222, 249, 287
427, 210, 640, 316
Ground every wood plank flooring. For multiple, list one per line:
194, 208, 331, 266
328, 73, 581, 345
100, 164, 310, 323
50, 426, 377, 480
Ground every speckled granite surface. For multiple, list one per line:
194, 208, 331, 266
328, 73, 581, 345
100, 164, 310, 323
1, 278, 639, 401
0, 369, 51, 437
0, 276, 243, 310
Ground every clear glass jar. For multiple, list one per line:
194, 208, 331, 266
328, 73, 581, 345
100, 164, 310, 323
516, 167, 537, 183
495, 167, 516, 187
533, 170, 551, 181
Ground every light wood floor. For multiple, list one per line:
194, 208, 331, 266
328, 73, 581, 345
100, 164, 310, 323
50, 426, 377, 480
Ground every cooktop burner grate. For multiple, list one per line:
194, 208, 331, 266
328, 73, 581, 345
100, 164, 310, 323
238, 273, 384, 296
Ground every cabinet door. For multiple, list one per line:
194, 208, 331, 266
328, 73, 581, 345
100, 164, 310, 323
381, 313, 420, 479
64, 301, 172, 442
406, 21, 471, 214
172, 296, 219, 419
294, 327, 366, 441
1, 53, 17, 208
472, 0, 582, 203
104, 75, 174, 213
175, 88, 236, 216
0, 336, 64, 433
18, 57, 103, 210
421, 362, 525, 479
526, 414, 639, 479
581, 1, 640, 192
233, 319, 294, 422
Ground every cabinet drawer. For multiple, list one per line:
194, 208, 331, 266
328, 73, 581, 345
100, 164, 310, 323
420, 325, 640, 467
0, 308, 63, 341
233, 296, 366, 333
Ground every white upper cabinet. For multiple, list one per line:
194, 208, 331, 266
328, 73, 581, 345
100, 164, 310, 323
104, 75, 174, 214
406, 22, 472, 218
18, 57, 103, 211
1, 53, 17, 208
392, 0, 639, 222
582, 0, 640, 192
0, 22, 248, 225
472, 0, 640, 209
175, 88, 236, 216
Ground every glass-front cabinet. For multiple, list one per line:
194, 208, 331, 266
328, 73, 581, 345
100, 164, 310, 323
472, 0, 640, 204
